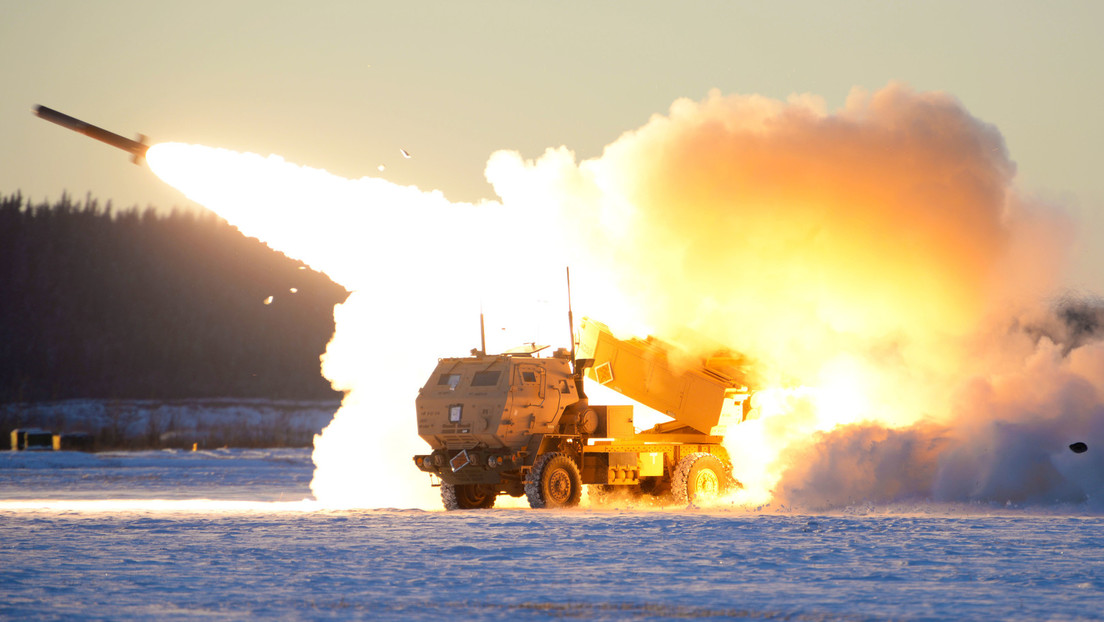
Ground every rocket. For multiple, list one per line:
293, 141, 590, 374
33, 105, 150, 165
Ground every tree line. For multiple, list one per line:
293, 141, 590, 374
0, 193, 349, 403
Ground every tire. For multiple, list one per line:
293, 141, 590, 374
525, 453, 582, 509
671, 452, 731, 506
441, 482, 497, 510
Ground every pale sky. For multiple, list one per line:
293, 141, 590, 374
3, 1, 1103, 287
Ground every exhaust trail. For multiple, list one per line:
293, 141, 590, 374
146, 144, 559, 509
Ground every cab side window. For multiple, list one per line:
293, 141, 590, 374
437, 373, 461, 390
471, 371, 501, 387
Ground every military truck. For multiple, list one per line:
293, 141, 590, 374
413, 317, 756, 510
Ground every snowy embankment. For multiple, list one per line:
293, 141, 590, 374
1, 398, 339, 449
2, 449, 1104, 620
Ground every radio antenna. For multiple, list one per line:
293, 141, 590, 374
479, 303, 487, 356
566, 267, 576, 368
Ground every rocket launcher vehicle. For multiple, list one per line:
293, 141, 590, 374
413, 316, 758, 510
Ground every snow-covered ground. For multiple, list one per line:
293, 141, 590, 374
2, 449, 1103, 620
0, 447, 313, 502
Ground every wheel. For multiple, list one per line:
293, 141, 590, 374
671, 452, 731, 505
525, 453, 582, 509
441, 482, 497, 510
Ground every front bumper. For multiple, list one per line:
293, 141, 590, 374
413, 449, 523, 485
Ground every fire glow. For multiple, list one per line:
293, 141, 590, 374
147, 83, 1104, 510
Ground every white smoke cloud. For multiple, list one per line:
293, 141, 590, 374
484, 84, 1096, 510
147, 144, 569, 510
148, 83, 1102, 511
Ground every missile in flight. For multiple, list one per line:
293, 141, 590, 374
33, 105, 150, 165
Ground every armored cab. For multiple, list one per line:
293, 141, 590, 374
415, 347, 580, 454
413, 346, 594, 509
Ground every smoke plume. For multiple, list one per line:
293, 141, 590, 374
148, 83, 1103, 510
485, 83, 1094, 509
772, 298, 1104, 509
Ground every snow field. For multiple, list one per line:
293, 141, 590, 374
1, 449, 1103, 620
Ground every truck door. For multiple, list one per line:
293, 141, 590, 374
513, 363, 546, 407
